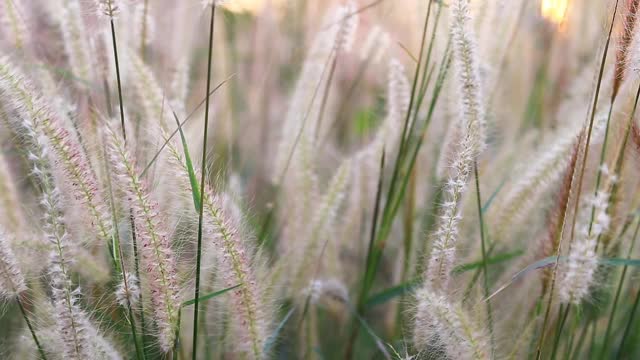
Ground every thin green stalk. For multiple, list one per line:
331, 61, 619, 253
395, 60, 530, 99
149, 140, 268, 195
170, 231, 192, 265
600, 218, 640, 358
108, 14, 147, 358
550, 304, 570, 360
617, 276, 640, 357
192, 4, 216, 359
372, 42, 451, 274
462, 243, 496, 302
536, 3, 619, 358
588, 321, 597, 357
416, 2, 443, 105
563, 314, 578, 359
110, 20, 127, 142
344, 149, 385, 359
474, 161, 494, 355
570, 318, 589, 359
17, 297, 47, 360
381, 0, 432, 229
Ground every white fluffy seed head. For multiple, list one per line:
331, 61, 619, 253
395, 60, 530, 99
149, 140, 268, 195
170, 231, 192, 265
57, 0, 93, 82
558, 191, 610, 304
305, 278, 349, 306
423, 0, 486, 293
450, 0, 486, 153
115, 273, 140, 308
202, 189, 272, 359
97, 0, 119, 18
335, 2, 359, 53
413, 289, 490, 360
104, 125, 180, 352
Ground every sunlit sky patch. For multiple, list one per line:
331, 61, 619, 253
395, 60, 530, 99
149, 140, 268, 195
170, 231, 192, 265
541, 0, 570, 25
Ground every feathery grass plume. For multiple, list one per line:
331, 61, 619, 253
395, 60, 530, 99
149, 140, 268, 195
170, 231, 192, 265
359, 26, 391, 65
491, 116, 608, 239
105, 125, 180, 352
0, 0, 29, 50
55, 0, 93, 83
537, 132, 582, 295
558, 189, 611, 304
305, 278, 349, 313
12, 100, 90, 360
97, 0, 119, 19
435, 91, 459, 180
355, 58, 410, 192
341, 57, 410, 258
0, 57, 113, 247
413, 289, 490, 360
492, 127, 578, 236
115, 273, 140, 308
171, 58, 191, 117
290, 157, 352, 293
335, 2, 359, 54
163, 116, 272, 356
126, 50, 165, 123
0, 228, 27, 299
271, 3, 356, 183
125, 50, 171, 160
132, 2, 154, 52
613, 0, 640, 100
37, 320, 123, 360
0, 151, 25, 233
424, 0, 486, 292
201, 187, 272, 358
0, 66, 100, 359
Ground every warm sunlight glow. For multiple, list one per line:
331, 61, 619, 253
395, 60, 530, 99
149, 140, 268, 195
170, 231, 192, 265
541, 0, 570, 25
221, 0, 283, 13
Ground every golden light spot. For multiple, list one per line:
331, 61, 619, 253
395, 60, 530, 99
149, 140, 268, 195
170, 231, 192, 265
221, 0, 284, 13
541, 0, 570, 25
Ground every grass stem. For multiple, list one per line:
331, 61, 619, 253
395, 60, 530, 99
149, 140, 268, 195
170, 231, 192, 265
192, 4, 216, 359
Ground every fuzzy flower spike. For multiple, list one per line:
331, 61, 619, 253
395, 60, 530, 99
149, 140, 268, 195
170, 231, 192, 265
97, 0, 119, 18
105, 125, 180, 352
424, 0, 486, 292
0, 57, 112, 248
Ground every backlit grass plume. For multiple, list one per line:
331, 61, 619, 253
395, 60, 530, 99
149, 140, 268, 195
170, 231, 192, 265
105, 125, 180, 352
2, 1, 640, 359
413, 289, 490, 360
423, 0, 486, 292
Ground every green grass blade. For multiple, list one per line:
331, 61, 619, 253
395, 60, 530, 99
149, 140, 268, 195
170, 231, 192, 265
365, 249, 523, 308
452, 249, 524, 274
263, 306, 296, 354
182, 284, 240, 307
172, 111, 201, 211
365, 278, 420, 308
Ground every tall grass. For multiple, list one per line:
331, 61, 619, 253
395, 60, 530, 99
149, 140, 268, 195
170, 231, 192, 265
2, 0, 640, 359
